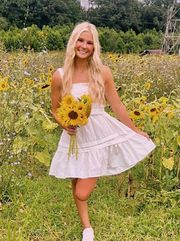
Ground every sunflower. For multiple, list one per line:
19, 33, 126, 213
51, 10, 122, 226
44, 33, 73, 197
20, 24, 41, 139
130, 109, 144, 120
77, 102, 86, 112
62, 106, 87, 127
61, 95, 76, 106
133, 96, 147, 105
48, 66, 54, 73
0, 80, 9, 91
149, 107, 159, 117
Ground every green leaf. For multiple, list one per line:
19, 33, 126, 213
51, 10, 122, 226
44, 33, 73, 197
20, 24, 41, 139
12, 136, 24, 154
34, 151, 51, 166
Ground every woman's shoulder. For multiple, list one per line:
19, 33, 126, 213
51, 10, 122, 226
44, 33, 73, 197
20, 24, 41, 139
53, 67, 64, 78
52, 67, 63, 87
101, 64, 109, 70
101, 65, 113, 82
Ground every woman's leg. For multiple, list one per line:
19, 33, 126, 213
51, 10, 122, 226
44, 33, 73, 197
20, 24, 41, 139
72, 178, 98, 228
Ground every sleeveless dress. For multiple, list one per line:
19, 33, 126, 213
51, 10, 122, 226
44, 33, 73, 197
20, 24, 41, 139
49, 68, 156, 179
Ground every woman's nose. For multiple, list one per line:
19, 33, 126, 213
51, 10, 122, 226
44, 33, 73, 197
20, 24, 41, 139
81, 41, 87, 48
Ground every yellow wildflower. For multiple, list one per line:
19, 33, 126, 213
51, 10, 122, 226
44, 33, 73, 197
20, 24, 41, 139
130, 109, 144, 120
144, 82, 151, 90
167, 110, 174, 119
162, 157, 174, 171
23, 59, 28, 66
48, 66, 54, 73
24, 78, 34, 86
159, 96, 168, 105
0, 80, 9, 91
149, 107, 159, 117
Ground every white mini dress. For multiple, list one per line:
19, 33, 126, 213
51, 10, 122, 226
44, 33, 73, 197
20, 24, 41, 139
49, 68, 156, 179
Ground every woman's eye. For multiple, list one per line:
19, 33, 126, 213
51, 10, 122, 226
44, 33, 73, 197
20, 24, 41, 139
87, 42, 93, 45
78, 38, 83, 42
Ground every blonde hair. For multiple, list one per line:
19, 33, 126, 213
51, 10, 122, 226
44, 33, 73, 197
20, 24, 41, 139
62, 22, 105, 104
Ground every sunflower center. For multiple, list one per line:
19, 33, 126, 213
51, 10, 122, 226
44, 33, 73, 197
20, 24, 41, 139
68, 111, 78, 119
150, 108, 156, 112
134, 111, 140, 116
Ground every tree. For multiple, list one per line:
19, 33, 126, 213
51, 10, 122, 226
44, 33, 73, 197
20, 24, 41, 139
140, 0, 178, 31
88, 0, 142, 32
0, 0, 84, 28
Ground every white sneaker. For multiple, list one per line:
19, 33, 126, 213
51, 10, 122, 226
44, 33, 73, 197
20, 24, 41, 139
82, 227, 94, 241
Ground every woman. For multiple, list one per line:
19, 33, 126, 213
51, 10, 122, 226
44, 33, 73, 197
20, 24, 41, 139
49, 22, 155, 241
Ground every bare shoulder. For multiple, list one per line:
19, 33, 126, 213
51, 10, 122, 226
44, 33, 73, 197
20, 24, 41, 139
51, 69, 62, 88
102, 65, 113, 84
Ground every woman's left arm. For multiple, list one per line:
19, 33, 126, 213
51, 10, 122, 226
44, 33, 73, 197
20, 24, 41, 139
103, 65, 149, 139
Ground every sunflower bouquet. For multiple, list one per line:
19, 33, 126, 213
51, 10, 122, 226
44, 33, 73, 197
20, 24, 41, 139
56, 94, 92, 159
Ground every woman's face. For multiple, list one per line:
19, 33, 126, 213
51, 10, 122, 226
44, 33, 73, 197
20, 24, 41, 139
75, 31, 94, 59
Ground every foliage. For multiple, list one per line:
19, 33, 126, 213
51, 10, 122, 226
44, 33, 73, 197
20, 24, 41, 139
0, 50, 179, 240
0, 0, 84, 29
0, 51, 179, 191
0, 25, 162, 52
88, 0, 180, 32
0, 0, 180, 32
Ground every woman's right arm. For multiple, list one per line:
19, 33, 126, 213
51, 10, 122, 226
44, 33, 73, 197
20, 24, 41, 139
51, 70, 63, 125
51, 70, 77, 135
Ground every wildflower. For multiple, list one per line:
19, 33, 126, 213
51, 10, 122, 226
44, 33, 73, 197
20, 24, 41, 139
23, 59, 28, 66
48, 66, 54, 73
167, 110, 174, 119
130, 109, 143, 120
0, 80, 9, 91
133, 96, 147, 104
149, 107, 158, 117
24, 70, 31, 76
24, 78, 34, 85
144, 82, 151, 90
139, 96, 147, 104
162, 157, 174, 171
159, 96, 168, 104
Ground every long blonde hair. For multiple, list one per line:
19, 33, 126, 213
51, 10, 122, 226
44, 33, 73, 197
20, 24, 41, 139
62, 22, 105, 104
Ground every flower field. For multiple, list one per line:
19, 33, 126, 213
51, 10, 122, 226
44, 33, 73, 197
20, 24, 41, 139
0, 49, 180, 240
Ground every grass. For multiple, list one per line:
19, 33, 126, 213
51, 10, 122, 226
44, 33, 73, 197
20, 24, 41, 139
0, 51, 179, 240
0, 173, 179, 241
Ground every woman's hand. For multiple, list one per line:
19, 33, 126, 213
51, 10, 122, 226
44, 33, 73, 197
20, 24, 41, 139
135, 130, 150, 140
64, 125, 77, 135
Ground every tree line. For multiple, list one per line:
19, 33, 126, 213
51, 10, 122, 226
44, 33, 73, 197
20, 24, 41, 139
0, 0, 179, 32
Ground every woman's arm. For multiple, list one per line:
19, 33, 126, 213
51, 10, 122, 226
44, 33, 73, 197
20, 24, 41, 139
103, 65, 149, 138
51, 70, 63, 124
51, 70, 76, 135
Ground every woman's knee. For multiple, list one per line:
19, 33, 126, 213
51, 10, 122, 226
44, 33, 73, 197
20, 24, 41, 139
75, 190, 89, 201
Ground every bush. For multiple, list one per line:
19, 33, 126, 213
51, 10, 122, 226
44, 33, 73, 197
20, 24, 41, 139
0, 25, 162, 53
